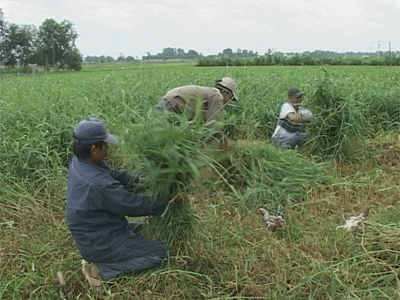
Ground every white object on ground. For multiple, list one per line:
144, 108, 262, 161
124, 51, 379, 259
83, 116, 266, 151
336, 209, 369, 232
258, 208, 285, 232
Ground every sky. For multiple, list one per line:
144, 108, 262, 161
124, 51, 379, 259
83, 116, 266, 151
2, 0, 400, 58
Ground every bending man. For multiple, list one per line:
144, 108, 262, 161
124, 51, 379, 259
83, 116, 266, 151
154, 77, 238, 148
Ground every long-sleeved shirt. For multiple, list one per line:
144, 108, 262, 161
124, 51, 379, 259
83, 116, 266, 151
162, 85, 224, 123
66, 156, 169, 261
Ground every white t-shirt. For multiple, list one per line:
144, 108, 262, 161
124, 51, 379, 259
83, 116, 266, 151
271, 103, 312, 138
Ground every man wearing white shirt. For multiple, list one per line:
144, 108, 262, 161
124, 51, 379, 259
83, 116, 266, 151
271, 87, 312, 148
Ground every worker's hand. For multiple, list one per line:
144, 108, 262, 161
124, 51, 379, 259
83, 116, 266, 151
168, 194, 185, 204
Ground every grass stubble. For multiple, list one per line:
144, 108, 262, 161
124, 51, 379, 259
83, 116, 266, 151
2, 155, 400, 299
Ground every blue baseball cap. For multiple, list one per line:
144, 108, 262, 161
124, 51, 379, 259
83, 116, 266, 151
73, 117, 119, 145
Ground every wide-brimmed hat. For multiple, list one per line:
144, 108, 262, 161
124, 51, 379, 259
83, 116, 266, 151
73, 117, 118, 145
216, 77, 238, 100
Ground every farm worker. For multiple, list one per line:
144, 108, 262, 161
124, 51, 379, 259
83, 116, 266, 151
154, 77, 238, 148
271, 87, 312, 148
66, 117, 178, 285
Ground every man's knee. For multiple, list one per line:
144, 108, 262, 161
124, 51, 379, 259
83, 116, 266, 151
97, 248, 168, 280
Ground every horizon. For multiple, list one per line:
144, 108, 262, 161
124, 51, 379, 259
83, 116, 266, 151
83, 47, 400, 60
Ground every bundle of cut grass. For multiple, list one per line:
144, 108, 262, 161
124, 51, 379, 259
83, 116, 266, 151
210, 140, 333, 211
304, 71, 372, 162
120, 112, 219, 194
144, 202, 196, 248
119, 111, 220, 246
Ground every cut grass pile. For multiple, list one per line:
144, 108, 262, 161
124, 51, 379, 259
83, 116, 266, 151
118, 113, 220, 248
120, 113, 218, 195
210, 140, 333, 210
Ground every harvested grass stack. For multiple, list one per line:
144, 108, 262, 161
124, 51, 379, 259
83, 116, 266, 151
211, 140, 333, 210
120, 112, 219, 246
144, 201, 196, 248
121, 113, 218, 194
305, 71, 372, 162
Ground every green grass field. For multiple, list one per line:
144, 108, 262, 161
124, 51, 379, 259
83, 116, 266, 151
1, 62, 400, 299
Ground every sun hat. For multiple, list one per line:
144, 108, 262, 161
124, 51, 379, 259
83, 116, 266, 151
73, 117, 119, 145
288, 87, 304, 98
216, 77, 238, 100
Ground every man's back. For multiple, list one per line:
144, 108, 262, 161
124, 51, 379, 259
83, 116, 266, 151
163, 85, 224, 122
66, 156, 130, 259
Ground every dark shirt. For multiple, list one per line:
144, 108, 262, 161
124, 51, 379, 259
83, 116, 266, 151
66, 156, 169, 261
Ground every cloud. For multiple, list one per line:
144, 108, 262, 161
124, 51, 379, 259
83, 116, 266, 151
361, 0, 400, 27
1, 0, 399, 56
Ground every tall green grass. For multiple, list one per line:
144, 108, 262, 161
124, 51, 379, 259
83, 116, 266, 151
304, 70, 373, 162
1, 63, 400, 299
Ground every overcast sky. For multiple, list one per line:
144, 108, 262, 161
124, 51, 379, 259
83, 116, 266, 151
2, 0, 400, 58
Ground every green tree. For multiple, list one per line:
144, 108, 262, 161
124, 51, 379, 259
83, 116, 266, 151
105, 56, 115, 63
187, 49, 199, 59
0, 9, 6, 62
0, 8, 4, 39
177, 48, 184, 57
1, 23, 36, 67
162, 47, 177, 59
36, 19, 78, 68
65, 48, 82, 71
221, 48, 233, 57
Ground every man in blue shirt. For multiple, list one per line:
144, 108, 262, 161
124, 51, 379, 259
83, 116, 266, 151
66, 117, 175, 284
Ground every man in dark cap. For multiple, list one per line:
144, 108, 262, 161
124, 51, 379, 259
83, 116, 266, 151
66, 117, 177, 285
271, 87, 312, 148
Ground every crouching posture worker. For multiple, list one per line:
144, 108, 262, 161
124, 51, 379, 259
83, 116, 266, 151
271, 87, 312, 148
66, 117, 176, 285
154, 77, 238, 149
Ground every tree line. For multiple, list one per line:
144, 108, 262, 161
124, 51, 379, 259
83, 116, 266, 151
197, 55, 400, 67
142, 47, 400, 61
141, 47, 259, 60
141, 47, 201, 60
86, 47, 400, 63
0, 8, 82, 71
84, 55, 137, 64
84, 48, 202, 63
